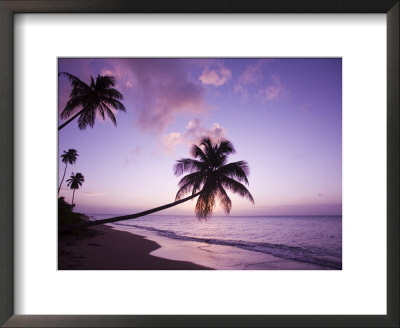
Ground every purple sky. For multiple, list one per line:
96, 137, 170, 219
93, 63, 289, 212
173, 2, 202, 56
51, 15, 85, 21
58, 58, 342, 216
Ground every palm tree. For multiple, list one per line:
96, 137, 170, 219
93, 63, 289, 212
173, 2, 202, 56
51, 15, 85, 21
59, 137, 254, 232
66, 172, 85, 205
58, 149, 78, 194
174, 137, 254, 219
58, 72, 126, 130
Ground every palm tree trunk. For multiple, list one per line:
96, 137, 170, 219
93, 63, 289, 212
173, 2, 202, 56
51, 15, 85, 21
72, 189, 75, 205
59, 192, 201, 233
58, 163, 68, 194
58, 109, 85, 130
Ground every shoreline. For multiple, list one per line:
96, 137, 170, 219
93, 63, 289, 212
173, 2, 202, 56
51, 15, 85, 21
111, 224, 333, 270
58, 223, 212, 270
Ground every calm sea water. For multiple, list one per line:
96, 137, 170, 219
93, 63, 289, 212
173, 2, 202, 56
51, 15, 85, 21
88, 214, 342, 270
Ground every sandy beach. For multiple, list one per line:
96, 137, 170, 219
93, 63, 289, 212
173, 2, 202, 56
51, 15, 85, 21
58, 223, 211, 270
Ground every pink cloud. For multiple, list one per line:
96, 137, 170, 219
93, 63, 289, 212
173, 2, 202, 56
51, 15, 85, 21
234, 60, 266, 100
199, 65, 232, 87
132, 146, 142, 154
261, 75, 284, 102
83, 192, 102, 197
161, 132, 182, 154
185, 118, 226, 141
116, 59, 209, 132
161, 118, 227, 154
239, 60, 265, 84
100, 67, 137, 91
123, 146, 142, 166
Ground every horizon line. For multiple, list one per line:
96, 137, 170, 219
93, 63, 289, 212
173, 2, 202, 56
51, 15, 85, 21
86, 213, 342, 217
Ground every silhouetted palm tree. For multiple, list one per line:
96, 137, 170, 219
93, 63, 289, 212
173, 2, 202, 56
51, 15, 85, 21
58, 149, 78, 194
59, 137, 254, 232
58, 72, 126, 130
66, 172, 85, 205
174, 137, 254, 219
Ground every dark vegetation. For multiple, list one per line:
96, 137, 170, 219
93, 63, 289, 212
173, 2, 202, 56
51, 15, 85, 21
58, 197, 88, 236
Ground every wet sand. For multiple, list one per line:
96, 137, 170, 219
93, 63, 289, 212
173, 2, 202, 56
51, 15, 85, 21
58, 224, 212, 270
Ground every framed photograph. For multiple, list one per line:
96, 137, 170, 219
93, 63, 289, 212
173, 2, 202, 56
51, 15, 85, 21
1, 1, 398, 327
57, 56, 343, 272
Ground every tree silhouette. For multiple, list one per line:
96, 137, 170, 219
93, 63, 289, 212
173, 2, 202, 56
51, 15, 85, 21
174, 137, 254, 219
58, 72, 126, 130
66, 172, 85, 205
58, 149, 78, 194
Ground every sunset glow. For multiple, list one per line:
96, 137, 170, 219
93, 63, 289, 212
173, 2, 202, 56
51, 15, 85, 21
58, 58, 342, 216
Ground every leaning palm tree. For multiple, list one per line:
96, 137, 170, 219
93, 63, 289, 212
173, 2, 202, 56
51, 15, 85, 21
174, 137, 254, 219
66, 172, 85, 205
58, 72, 126, 130
58, 149, 78, 194
59, 137, 254, 232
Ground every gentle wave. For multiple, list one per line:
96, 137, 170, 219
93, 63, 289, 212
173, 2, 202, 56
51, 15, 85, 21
113, 222, 342, 269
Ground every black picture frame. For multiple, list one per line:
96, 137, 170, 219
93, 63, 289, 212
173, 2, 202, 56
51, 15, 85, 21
0, 1, 398, 327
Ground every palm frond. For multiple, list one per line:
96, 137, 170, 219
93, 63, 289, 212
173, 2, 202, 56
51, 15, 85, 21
195, 189, 216, 220
101, 102, 117, 126
221, 176, 255, 203
200, 137, 213, 150
175, 171, 205, 200
175, 183, 193, 201
217, 184, 232, 214
101, 96, 126, 111
59, 72, 90, 91
217, 161, 250, 184
190, 144, 208, 162
100, 88, 124, 100
217, 139, 236, 156
77, 107, 96, 129
174, 158, 205, 176
200, 137, 214, 159
98, 103, 106, 120
95, 75, 116, 90
90, 76, 95, 88
60, 97, 86, 119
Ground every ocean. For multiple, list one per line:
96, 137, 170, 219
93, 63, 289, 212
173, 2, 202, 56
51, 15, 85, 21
88, 214, 342, 270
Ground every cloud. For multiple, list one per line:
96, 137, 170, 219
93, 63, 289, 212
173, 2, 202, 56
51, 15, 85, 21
234, 60, 266, 100
185, 118, 226, 142
161, 118, 227, 154
101, 69, 113, 75
199, 65, 232, 87
105, 59, 209, 132
161, 132, 182, 154
123, 146, 142, 166
84, 192, 102, 196
260, 75, 284, 102
100, 67, 136, 91
59, 59, 220, 132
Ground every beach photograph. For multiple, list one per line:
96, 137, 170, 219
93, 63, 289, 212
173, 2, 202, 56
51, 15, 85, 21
58, 58, 342, 270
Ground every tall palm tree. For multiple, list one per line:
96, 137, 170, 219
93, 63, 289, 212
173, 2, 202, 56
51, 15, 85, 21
66, 172, 85, 205
59, 137, 254, 232
58, 149, 78, 194
58, 72, 126, 130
